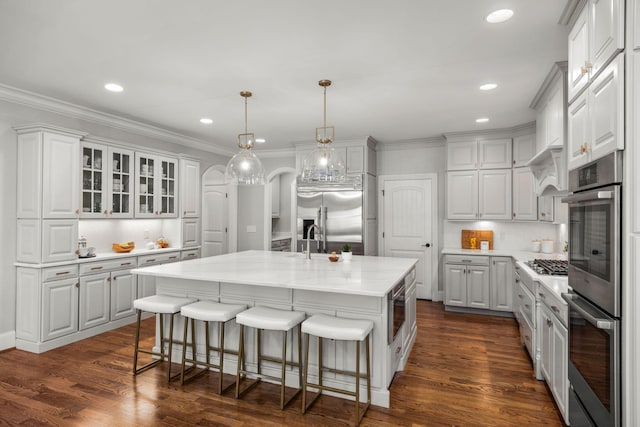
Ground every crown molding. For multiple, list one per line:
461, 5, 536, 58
529, 61, 568, 110
558, 0, 586, 26
0, 84, 233, 157
376, 136, 446, 151
293, 136, 377, 151
444, 121, 537, 143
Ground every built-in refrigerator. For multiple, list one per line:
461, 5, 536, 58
296, 176, 364, 255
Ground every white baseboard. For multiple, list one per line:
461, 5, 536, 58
0, 330, 16, 351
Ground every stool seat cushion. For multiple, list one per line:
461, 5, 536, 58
134, 295, 197, 314
302, 314, 373, 341
181, 300, 246, 322
236, 306, 305, 331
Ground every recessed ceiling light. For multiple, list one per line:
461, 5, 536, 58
104, 83, 123, 92
476, 118, 490, 123
200, 118, 213, 124
486, 9, 514, 24
479, 83, 498, 91
255, 138, 266, 143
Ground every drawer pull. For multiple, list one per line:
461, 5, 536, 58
538, 293, 546, 299
547, 319, 553, 327
120, 262, 132, 266
186, 254, 196, 257
55, 271, 70, 276
169, 256, 178, 260
91, 266, 103, 270
146, 259, 156, 263
524, 304, 530, 309
524, 335, 530, 342
461, 259, 472, 263
551, 306, 560, 314
518, 294, 523, 299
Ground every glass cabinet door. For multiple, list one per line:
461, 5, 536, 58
109, 147, 134, 218
160, 158, 177, 216
81, 144, 105, 217
136, 154, 156, 217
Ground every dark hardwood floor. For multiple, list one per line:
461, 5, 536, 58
0, 301, 563, 426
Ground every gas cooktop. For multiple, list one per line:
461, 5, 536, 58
526, 259, 568, 276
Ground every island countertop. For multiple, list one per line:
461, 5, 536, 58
132, 250, 417, 297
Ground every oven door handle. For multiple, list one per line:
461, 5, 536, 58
562, 293, 614, 330
561, 190, 612, 204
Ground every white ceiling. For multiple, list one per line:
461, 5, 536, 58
0, 0, 568, 154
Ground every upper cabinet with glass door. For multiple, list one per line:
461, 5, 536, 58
135, 153, 178, 218
81, 142, 134, 218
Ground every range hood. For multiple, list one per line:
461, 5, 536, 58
526, 146, 568, 196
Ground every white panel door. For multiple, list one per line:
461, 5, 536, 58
478, 169, 511, 220
444, 264, 466, 306
110, 270, 137, 321
346, 146, 364, 174
589, 53, 624, 161
381, 177, 434, 299
447, 170, 478, 220
512, 168, 537, 221
546, 81, 565, 148
589, 0, 624, 78
42, 220, 78, 263
202, 184, 227, 257
42, 278, 78, 341
512, 134, 536, 167
568, 6, 590, 102
567, 89, 590, 170
79, 273, 110, 330
42, 132, 80, 218
17, 220, 41, 263
16, 132, 42, 219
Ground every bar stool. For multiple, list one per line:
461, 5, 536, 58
132, 294, 197, 382
301, 314, 373, 426
179, 300, 247, 393
235, 306, 305, 409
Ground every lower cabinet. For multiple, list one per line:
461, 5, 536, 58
539, 303, 569, 424
490, 257, 513, 311
79, 273, 111, 330
42, 277, 79, 341
110, 269, 137, 321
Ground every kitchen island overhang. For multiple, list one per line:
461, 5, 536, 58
132, 250, 418, 407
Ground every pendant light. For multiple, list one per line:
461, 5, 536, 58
225, 91, 265, 185
299, 80, 346, 183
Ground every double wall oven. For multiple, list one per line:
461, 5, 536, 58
562, 152, 622, 427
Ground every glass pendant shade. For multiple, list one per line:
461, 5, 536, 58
225, 92, 265, 185
300, 143, 346, 182
225, 134, 265, 185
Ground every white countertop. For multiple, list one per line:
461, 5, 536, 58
442, 247, 568, 301
14, 246, 196, 268
132, 250, 418, 297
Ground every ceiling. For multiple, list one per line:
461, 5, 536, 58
0, 0, 569, 154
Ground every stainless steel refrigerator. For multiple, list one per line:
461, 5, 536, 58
296, 176, 364, 255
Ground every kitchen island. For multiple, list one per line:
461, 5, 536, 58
132, 250, 418, 407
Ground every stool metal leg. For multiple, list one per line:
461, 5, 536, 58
218, 321, 225, 394
297, 324, 302, 392
133, 309, 142, 375
355, 340, 360, 426
167, 313, 176, 382
235, 324, 244, 398
180, 315, 189, 384
280, 330, 287, 409
302, 332, 310, 413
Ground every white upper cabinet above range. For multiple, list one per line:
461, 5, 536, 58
512, 134, 536, 167
447, 138, 512, 170
568, 0, 625, 103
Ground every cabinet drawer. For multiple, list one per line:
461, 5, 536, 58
181, 249, 200, 260
42, 265, 78, 282
519, 314, 535, 361
537, 283, 568, 327
517, 282, 536, 325
444, 255, 489, 265
138, 251, 181, 266
79, 257, 137, 276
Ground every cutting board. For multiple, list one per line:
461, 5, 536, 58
461, 229, 494, 250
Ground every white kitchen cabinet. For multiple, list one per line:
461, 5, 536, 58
42, 220, 78, 263
490, 257, 513, 312
180, 158, 200, 218
539, 304, 569, 424
346, 146, 364, 174
444, 256, 490, 309
42, 132, 81, 219
42, 277, 79, 341
270, 174, 280, 218
110, 269, 137, 321
80, 142, 106, 217
135, 153, 178, 218
181, 218, 200, 248
447, 170, 478, 220
530, 63, 568, 155
568, 0, 625, 103
568, 53, 624, 170
108, 146, 134, 218
478, 169, 512, 220
538, 196, 555, 222
447, 138, 512, 171
512, 134, 536, 167
79, 273, 110, 331
512, 168, 537, 221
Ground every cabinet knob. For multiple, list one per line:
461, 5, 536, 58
585, 61, 592, 70
75, 282, 79, 288
580, 66, 588, 75
580, 144, 588, 154
547, 319, 553, 327
109, 210, 113, 215
75, 209, 80, 215
103, 210, 108, 215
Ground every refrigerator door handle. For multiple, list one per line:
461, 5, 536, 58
322, 206, 328, 253
316, 207, 322, 251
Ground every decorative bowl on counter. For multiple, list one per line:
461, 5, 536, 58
112, 241, 135, 253
156, 237, 169, 248
328, 252, 340, 262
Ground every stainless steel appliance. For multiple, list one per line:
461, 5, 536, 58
526, 259, 568, 276
296, 176, 364, 255
562, 151, 622, 427
388, 279, 406, 344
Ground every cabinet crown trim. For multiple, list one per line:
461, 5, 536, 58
13, 123, 88, 138
529, 61, 568, 110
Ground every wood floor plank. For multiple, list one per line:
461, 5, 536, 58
0, 301, 564, 426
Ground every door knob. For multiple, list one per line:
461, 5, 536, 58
422, 243, 431, 248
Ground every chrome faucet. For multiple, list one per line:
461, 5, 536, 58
305, 224, 321, 260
